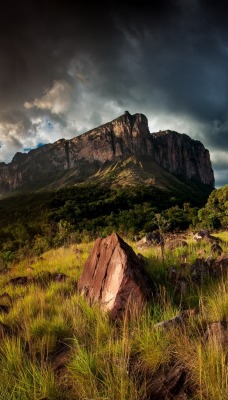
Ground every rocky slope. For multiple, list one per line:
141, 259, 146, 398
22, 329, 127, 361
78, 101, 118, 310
0, 111, 214, 195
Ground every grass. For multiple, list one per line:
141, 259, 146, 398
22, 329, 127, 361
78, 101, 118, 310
0, 232, 227, 398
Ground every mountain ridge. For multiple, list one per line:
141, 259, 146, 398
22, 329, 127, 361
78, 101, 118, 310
0, 111, 214, 196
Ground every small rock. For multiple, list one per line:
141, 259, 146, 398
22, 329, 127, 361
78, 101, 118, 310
136, 231, 164, 249
211, 243, 223, 255
52, 273, 67, 282
0, 304, 9, 313
8, 276, 30, 286
154, 309, 197, 330
194, 230, 221, 243
154, 314, 183, 329
194, 229, 210, 241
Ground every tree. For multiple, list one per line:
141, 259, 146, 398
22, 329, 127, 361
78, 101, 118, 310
198, 185, 228, 229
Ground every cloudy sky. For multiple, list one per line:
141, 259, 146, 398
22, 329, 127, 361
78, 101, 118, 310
0, 0, 228, 187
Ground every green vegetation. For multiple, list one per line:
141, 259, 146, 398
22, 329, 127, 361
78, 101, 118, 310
0, 183, 227, 398
0, 181, 210, 264
0, 233, 227, 399
198, 184, 228, 229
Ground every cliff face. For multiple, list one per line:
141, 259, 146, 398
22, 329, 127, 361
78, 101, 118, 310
68, 111, 152, 165
0, 112, 214, 194
152, 130, 214, 186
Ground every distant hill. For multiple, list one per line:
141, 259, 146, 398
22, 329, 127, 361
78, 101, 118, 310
0, 111, 214, 197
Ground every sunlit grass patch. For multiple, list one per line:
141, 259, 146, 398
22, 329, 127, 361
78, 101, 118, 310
213, 231, 228, 244
200, 281, 228, 322
0, 231, 227, 398
132, 313, 171, 373
193, 341, 228, 400
67, 328, 138, 400
0, 337, 64, 400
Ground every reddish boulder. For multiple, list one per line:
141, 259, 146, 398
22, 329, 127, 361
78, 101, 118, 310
78, 233, 153, 319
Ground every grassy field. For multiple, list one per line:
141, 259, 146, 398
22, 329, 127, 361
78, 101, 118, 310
0, 232, 227, 399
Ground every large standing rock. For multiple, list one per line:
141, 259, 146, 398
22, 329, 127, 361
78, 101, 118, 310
78, 233, 153, 319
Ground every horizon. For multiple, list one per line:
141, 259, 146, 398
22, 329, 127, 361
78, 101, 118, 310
0, 1, 227, 187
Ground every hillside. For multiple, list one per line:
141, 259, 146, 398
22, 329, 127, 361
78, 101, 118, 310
0, 117, 226, 399
0, 112, 214, 196
0, 230, 227, 399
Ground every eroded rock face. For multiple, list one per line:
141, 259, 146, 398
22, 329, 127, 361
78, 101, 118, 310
77, 233, 153, 319
152, 130, 214, 186
0, 112, 214, 194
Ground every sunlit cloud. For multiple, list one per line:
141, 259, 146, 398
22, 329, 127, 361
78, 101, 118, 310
24, 80, 72, 114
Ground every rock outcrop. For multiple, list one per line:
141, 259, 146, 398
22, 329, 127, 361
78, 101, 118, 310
152, 130, 214, 186
77, 233, 153, 319
0, 111, 214, 195
136, 231, 164, 250
194, 229, 221, 242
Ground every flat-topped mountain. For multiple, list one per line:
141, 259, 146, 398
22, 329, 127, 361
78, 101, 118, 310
0, 111, 214, 195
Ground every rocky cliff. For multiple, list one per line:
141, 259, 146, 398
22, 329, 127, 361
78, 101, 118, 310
0, 111, 214, 195
152, 130, 214, 186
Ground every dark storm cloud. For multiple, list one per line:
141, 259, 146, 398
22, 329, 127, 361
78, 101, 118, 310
0, 0, 228, 185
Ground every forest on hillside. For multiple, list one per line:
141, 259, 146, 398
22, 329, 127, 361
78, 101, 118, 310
0, 183, 227, 266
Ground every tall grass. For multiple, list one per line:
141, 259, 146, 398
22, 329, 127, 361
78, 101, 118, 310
0, 233, 226, 398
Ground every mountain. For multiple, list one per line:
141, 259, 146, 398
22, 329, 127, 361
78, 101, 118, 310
0, 111, 214, 196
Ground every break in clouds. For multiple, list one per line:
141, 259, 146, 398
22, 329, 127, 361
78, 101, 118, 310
0, 0, 228, 186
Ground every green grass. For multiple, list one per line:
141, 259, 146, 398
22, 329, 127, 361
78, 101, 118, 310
0, 233, 227, 399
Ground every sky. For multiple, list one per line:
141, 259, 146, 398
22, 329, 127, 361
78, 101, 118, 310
0, 0, 228, 187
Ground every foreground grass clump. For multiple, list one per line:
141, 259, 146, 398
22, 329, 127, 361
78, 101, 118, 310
0, 232, 227, 399
0, 337, 63, 400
